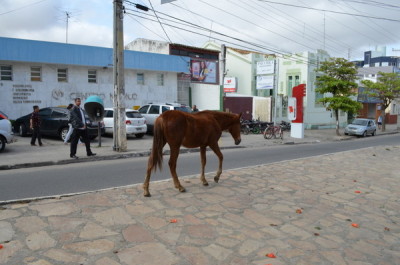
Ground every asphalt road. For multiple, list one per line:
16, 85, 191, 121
0, 134, 398, 202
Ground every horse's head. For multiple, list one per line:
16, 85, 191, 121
229, 112, 242, 145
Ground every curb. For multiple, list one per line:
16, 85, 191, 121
1, 131, 397, 170
0, 145, 245, 170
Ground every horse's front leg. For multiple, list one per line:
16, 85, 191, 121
169, 147, 186, 192
209, 143, 223, 183
200, 146, 208, 186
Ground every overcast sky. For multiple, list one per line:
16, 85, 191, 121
1, 0, 400, 60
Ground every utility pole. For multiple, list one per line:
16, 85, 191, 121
113, 0, 127, 151
219, 44, 226, 111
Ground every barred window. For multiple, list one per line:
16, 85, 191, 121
137, 73, 144, 85
0, 65, 12, 81
58, 68, 68, 82
157, 73, 164, 86
88, 69, 97, 83
31, 66, 41, 81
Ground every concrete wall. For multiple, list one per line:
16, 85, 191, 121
190, 83, 220, 110
1, 62, 179, 119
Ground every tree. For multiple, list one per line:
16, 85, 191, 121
315, 57, 362, 136
361, 72, 400, 131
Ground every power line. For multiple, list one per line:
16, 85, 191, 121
0, 0, 49, 16
256, 0, 400, 22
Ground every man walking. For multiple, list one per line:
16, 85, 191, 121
69, 98, 96, 159
30, 105, 43, 146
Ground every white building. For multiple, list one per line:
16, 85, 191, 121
0, 37, 189, 119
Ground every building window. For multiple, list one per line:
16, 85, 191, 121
0, 65, 12, 81
137, 73, 144, 85
31, 66, 41, 81
57, 68, 68, 82
157, 73, 164, 86
294, 75, 300, 87
88, 70, 97, 83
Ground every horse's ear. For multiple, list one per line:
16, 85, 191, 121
238, 112, 242, 119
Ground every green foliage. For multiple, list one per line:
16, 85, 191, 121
361, 72, 400, 110
315, 57, 362, 113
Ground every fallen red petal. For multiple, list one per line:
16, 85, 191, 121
296, 209, 302, 214
266, 253, 276, 258
352, 223, 359, 228
0, 244, 3, 249
170, 219, 178, 223
354, 190, 361, 193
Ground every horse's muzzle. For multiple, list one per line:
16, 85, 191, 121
235, 138, 241, 145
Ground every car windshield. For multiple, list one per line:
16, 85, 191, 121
126, 112, 142, 118
175, 106, 192, 113
352, 119, 368, 126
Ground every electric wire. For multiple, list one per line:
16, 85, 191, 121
256, 0, 400, 22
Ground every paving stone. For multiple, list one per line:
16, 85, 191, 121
203, 243, 233, 261
64, 239, 114, 255
44, 249, 86, 263
79, 222, 118, 239
117, 242, 179, 265
0, 221, 14, 243
0, 240, 23, 265
26, 231, 56, 251
29, 202, 77, 216
95, 257, 121, 265
47, 217, 85, 230
26, 259, 52, 265
0, 209, 21, 220
92, 207, 135, 226
122, 224, 154, 243
177, 245, 211, 265
14, 216, 47, 233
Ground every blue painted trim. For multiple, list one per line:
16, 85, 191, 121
0, 37, 189, 73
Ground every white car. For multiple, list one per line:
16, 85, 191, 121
0, 111, 15, 152
103, 108, 147, 138
138, 103, 192, 133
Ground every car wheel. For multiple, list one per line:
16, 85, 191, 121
362, 131, 367, 137
135, 133, 145, 138
0, 136, 5, 152
60, 127, 69, 141
344, 133, 348, 135
19, 124, 28, 137
371, 130, 376, 136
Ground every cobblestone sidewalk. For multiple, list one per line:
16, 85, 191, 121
1, 145, 399, 265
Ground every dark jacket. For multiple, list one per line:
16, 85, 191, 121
69, 106, 87, 129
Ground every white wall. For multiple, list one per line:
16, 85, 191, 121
191, 83, 220, 110
1, 62, 178, 119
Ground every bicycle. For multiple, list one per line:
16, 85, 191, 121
263, 124, 283, 139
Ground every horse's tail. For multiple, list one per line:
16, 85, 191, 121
148, 117, 165, 173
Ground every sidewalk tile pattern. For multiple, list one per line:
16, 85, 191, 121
0, 145, 399, 264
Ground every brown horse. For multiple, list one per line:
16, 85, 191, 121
143, 110, 242, 197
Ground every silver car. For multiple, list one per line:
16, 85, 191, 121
344, 118, 376, 137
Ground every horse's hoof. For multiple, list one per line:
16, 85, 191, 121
143, 192, 151, 197
214, 177, 219, 183
203, 182, 209, 186
179, 187, 186, 192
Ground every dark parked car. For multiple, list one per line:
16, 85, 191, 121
13, 107, 104, 141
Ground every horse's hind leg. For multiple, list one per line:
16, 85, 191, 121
143, 168, 152, 197
200, 146, 208, 186
169, 146, 185, 192
209, 143, 223, 183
